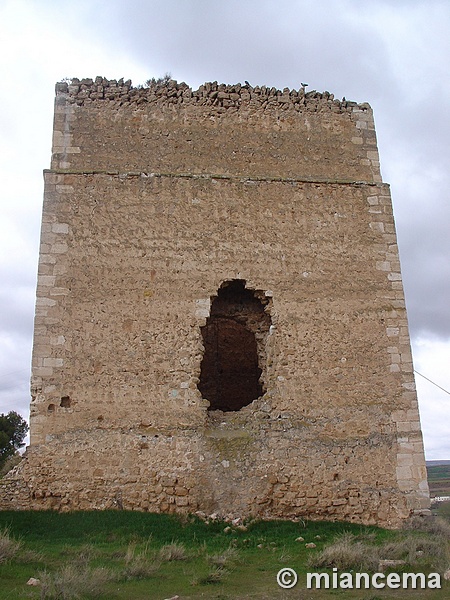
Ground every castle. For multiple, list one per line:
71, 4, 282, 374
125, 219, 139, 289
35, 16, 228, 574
0, 78, 430, 526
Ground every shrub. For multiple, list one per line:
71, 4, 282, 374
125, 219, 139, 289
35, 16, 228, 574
39, 564, 114, 599
145, 72, 172, 87
121, 541, 160, 580
192, 546, 241, 586
158, 542, 187, 562
199, 566, 228, 584
207, 546, 240, 569
309, 527, 450, 574
383, 534, 449, 571
405, 514, 450, 537
308, 532, 380, 572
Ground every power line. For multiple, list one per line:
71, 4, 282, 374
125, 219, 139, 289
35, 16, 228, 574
414, 370, 450, 396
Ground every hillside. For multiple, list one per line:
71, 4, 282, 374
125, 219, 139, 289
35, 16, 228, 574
427, 463, 450, 498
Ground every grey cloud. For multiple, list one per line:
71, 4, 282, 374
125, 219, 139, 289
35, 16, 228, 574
90, 0, 394, 95
0, 288, 36, 337
0, 333, 32, 422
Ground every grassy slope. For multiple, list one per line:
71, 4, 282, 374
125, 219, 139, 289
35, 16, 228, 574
0, 511, 449, 600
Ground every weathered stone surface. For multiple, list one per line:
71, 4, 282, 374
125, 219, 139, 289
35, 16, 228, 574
0, 79, 429, 528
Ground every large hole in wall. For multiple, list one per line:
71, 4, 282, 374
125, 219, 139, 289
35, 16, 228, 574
198, 280, 272, 411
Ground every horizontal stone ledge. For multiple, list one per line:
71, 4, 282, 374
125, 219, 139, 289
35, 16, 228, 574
43, 169, 385, 187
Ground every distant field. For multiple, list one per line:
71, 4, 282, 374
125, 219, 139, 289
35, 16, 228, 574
427, 464, 450, 497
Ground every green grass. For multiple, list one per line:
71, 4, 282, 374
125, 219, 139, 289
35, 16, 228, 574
0, 511, 448, 599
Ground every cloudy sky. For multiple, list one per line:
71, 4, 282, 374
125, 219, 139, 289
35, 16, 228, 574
0, 0, 448, 459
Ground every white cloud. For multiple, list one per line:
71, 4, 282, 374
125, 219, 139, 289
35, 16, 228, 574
412, 338, 450, 459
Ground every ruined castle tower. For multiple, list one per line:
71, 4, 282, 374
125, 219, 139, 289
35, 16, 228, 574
1, 78, 430, 526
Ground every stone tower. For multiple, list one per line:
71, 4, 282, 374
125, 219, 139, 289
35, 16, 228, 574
0, 78, 430, 526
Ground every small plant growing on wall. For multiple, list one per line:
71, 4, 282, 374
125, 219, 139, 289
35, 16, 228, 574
146, 72, 172, 87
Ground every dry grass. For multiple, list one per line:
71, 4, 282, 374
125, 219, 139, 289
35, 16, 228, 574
207, 546, 240, 569
192, 546, 241, 586
382, 536, 445, 565
308, 532, 380, 571
0, 527, 21, 563
309, 518, 450, 575
158, 542, 187, 562
121, 541, 160, 580
38, 564, 114, 599
72, 543, 98, 567
199, 566, 229, 584
405, 514, 450, 537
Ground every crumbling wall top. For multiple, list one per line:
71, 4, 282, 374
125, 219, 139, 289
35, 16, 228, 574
56, 77, 371, 114
51, 77, 380, 182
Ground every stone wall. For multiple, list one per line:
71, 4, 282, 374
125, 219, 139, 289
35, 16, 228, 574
0, 79, 429, 527
50, 78, 381, 182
